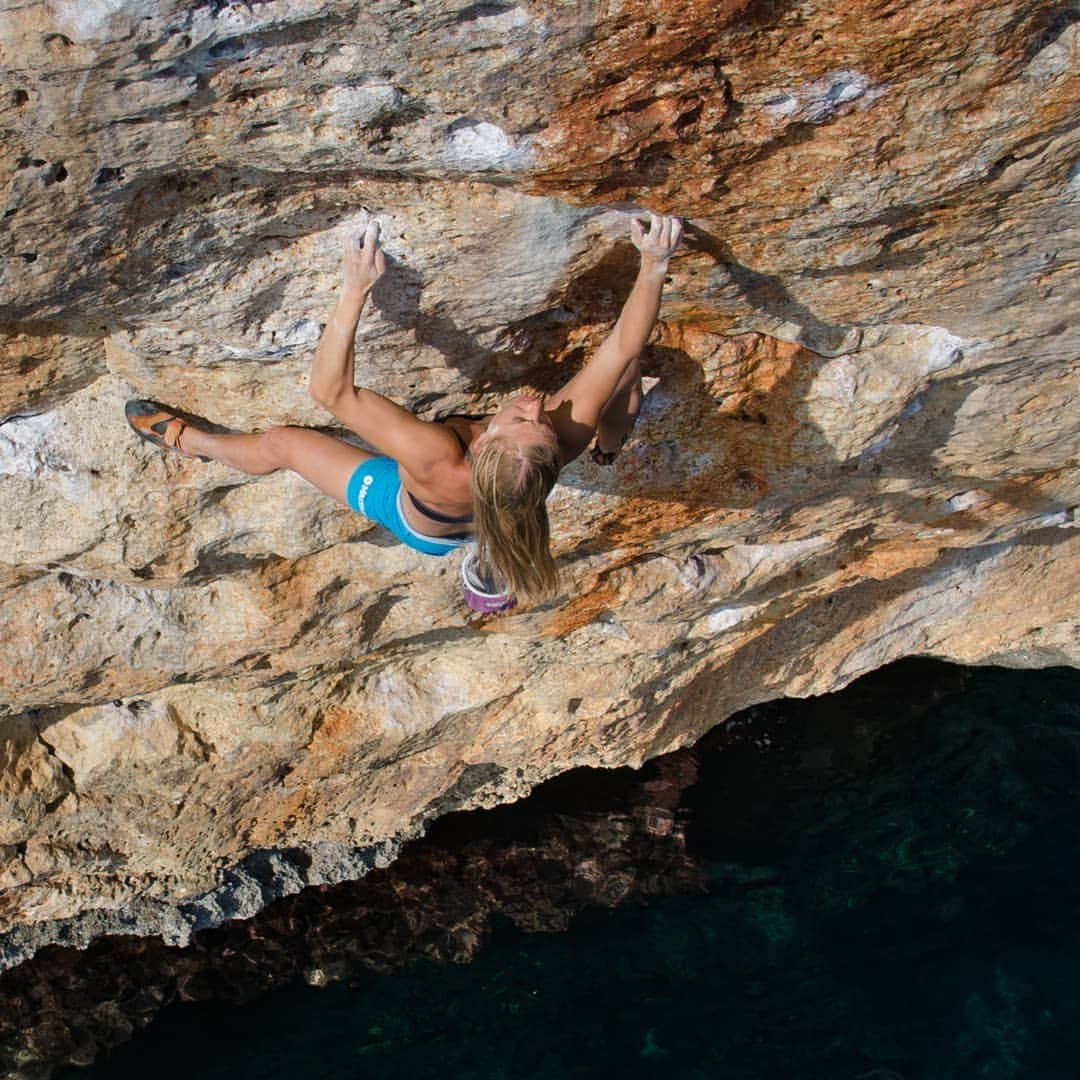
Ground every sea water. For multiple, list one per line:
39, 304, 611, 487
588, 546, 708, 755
61, 662, 1080, 1079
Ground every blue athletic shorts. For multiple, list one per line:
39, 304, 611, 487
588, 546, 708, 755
346, 457, 472, 557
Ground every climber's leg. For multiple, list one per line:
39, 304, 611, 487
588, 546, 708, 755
182, 425, 374, 506
592, 354, 642, 464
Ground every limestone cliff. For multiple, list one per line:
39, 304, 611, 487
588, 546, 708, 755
0, 0, 1077, 965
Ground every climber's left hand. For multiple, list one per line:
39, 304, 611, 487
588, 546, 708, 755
631, 213, 683, 267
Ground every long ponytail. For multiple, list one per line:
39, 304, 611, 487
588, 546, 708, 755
469, 436, 561, 603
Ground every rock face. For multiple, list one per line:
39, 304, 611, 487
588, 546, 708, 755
0, 0, 1077, 963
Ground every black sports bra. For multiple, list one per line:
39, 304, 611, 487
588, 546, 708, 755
406, 420, 475, 526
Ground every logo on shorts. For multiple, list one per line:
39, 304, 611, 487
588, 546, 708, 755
356, 473, 374, 511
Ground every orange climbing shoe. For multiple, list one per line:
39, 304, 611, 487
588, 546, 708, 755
124, 400, 210, 461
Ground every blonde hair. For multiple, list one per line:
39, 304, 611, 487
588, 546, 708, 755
469, 434, 561, 604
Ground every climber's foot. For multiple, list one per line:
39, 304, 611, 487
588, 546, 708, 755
589, 432, 629, 467
125, 400, 211, 461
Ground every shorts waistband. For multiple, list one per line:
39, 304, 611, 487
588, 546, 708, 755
394, 487, 472, 554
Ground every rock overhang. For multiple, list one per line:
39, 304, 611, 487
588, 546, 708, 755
0, 0, 1077, 965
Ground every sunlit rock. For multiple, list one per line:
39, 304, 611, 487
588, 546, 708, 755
0, 0, 1077, 965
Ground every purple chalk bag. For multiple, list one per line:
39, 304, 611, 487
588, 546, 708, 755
461, 549, 515, 613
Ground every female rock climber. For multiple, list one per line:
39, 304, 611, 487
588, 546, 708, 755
126, 212, 683, 604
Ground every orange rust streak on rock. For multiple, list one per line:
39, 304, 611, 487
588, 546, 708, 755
306, 704, 358, 757
542, 579, 622, 639
247, 786, 313, 846
841, 541, 945, 583
592, 497, 722, 550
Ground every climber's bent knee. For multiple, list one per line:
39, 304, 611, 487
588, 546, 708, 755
259, 426, 309, 470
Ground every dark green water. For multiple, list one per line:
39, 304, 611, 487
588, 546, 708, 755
66, 664, 1080, 1079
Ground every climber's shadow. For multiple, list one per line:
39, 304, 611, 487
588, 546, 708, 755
681, 222, 859, 356
367, 257, 492, 383
665, 224, 1074, 534
506, 230, 837, 516
554, 338, 830, 517
840, 364, 1074, 532
367, 234, 845, 529
369, 225, 1062, 552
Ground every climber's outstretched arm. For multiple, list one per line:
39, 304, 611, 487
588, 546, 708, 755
309, 218, 384, 408
310, 220, 461, 480
545, 213, 682, 463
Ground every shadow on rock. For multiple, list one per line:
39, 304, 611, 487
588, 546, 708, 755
682, 222, 862, 356
368, 257, 492, 382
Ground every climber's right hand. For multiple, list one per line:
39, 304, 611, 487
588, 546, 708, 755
343, 217, 386, 298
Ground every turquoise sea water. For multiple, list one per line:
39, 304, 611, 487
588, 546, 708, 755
62, 663, 1080, 1079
